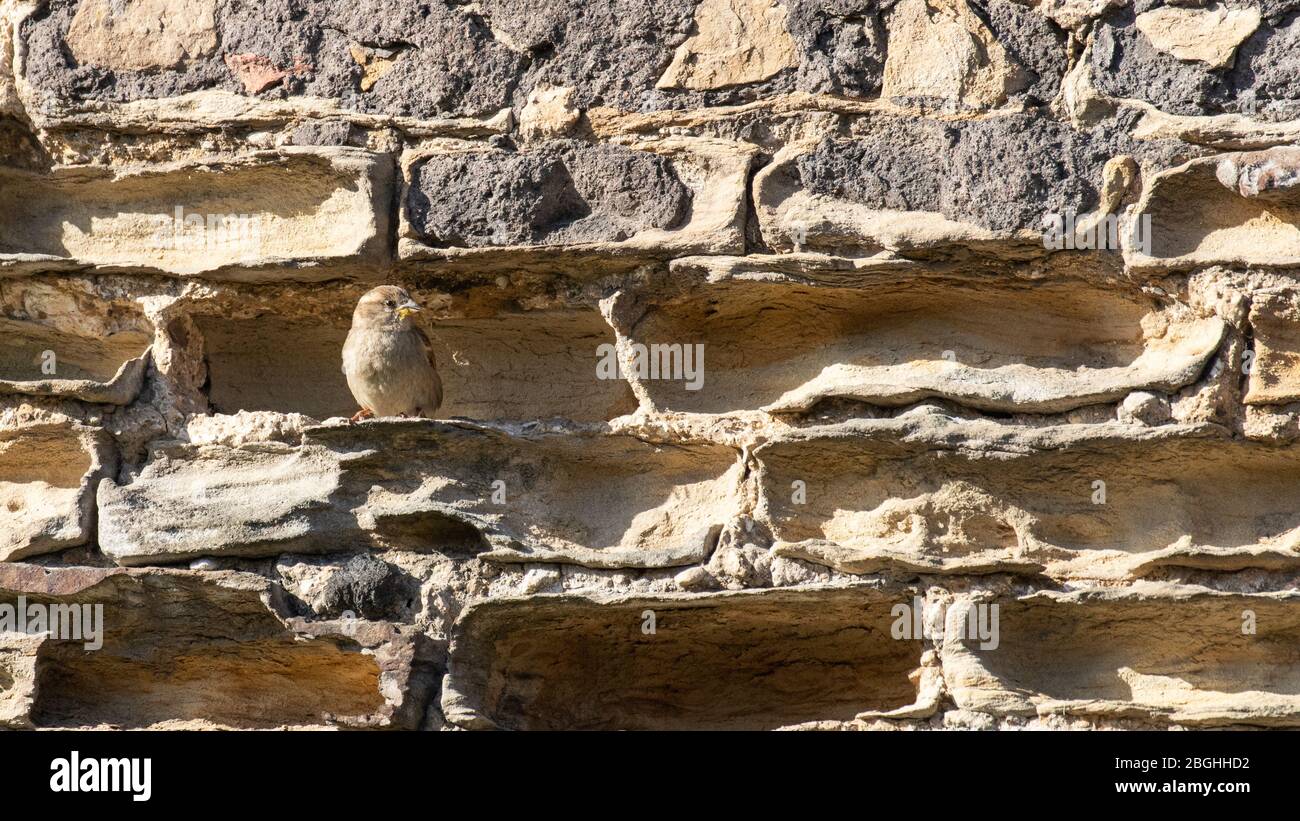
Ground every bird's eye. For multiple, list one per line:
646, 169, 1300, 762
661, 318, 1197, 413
384, 300, 395, 308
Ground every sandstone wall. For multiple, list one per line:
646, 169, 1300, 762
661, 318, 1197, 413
3, 0, 1300, 730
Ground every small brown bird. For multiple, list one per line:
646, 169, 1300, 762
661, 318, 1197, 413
342, 285, 442, 422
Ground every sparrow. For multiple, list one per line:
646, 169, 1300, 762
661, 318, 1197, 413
342, 285, 442, 422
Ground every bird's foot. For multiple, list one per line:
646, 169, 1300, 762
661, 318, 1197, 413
348, 408, 374, 424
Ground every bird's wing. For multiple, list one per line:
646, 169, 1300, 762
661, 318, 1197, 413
413, 324, 437, 370
414, 324, 443, 412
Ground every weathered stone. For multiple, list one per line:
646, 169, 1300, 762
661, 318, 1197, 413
881, 0, 1026, 110
517, 84, 579, 142
618, 269, 1223, 416
0, 318, 148, 405
0, 148, 391, 280
1117, 390, 1172, 425
0, 278, 152, 405
944, 584, 1300, 727
0, 5, 22, 122
96, 437, 346, 564
1245, 289, 1300, 404
407, 141, 691, 247
18, 0, 901, 130
1127, 148, 1300, 270
0, 564, 430, 729
400, 135, 752, 271
66, 0, 217, 72
980, 0, 1069, 106
1036, 0, 1126, 30
0, 422, 114, 563
286, 119, 361, 147
758, 111, 1200, 254
182, 289, 635, 423
0, 279, 156, 404
1215, 145, 1300, 199
673, 565, 718, 591
781, 0, 887, 99
223, 52, 291, 95
319, 554, 419, 621
759, 416, 1300, 580
0, 632, 43, 729
1092, 5, 1300, 121
1134, 5, 1260, 69
22, 0, 527, 120
475, 0, 699, 110
657, 0, 799, 91
349, 44, 406, 93
2, 0, 1299, 734
441, 585, 928, 730
99, 420, 746, 570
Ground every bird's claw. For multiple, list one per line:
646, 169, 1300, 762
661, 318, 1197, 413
348, 408, 374, 424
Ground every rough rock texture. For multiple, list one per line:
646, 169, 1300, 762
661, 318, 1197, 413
3, 0, 1300, 731
318, 553, 419, 621
1127, 147, 1300, 269
758, 417, 1300, 579
0, 421, 113, 562
0, 564, 432, 728
65, 0, 218, 73
0, 278, 151, 403
98, 420, 744, 569
407, 142, 692, 247
770, 112, 1200, 250
658, 0, 799, 91
442, 585, 924, 729
881, 0, 1027, 111
619, 270, 1222, 414
0, 148, 392, 279
1134, 6, 1261, 69
398, 134, 751, 271
1091, 2, 1300, 121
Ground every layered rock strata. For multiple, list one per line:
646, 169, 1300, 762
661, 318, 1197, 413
2, 0, 1300, 729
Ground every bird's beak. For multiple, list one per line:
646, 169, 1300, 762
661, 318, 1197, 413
397, 300, 421, 320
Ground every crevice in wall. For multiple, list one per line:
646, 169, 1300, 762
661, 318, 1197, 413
442, 585, 924, 730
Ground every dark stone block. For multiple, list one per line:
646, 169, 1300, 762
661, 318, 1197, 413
1092, 3, 1300, 122
795, 111, 1201, 233
20, 0, 904, 119
977, 0, 1068, 106
22, 0, 526, 119
783, 0, 889, 100
287, 119, 360, 147
407, 141, 691, 246
319, 553, 418, 622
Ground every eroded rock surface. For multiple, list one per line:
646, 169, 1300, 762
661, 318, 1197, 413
99, 420, 745, 569
1, 421, 113, 562
759, 112, 1201, 254
617, 270, 1222, 415
945, 584, 1300, 727
407, 142, 692, 247
442, 585, 924, 729
757, 417, 1300, 580
1092, 3, 1300, 122
0, 148, 392, 279
2, 0, 1299, 732
0, 564, 430, 728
